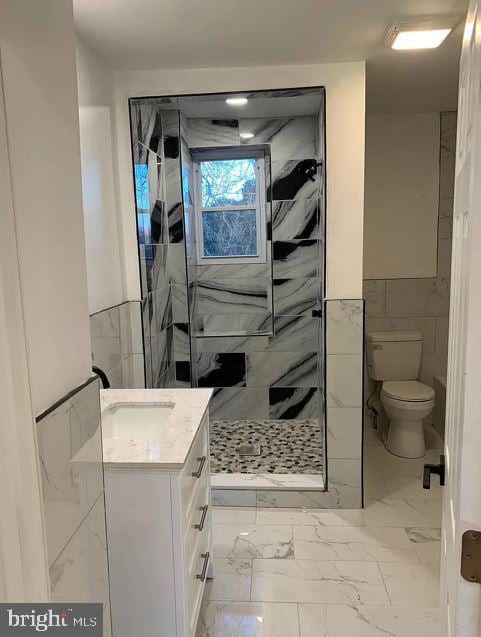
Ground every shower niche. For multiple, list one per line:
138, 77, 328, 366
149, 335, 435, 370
130, 87, 327, 492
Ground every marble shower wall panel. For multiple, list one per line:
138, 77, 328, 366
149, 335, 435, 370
363, 112, 456, 391
238, 117, 317, 159
90, 301, 144, 389
325, 300, 364, 508
131, 102, 190, 389
37, 378, 111, 622
184, 111, 324, 428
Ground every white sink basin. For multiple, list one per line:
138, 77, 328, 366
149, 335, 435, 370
102, 402, 175, 440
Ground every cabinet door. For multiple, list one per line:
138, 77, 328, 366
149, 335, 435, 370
104, 470, 176, 637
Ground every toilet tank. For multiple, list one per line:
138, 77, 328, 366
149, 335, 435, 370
366, 330, 422, 381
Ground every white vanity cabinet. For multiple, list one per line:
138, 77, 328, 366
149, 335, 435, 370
100, 389, 213, 637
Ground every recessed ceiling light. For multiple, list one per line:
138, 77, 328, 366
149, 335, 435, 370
392, 28, 451, 49
385, 15, 461, 50
226, 97, 248, 106
239, 132, 254, 139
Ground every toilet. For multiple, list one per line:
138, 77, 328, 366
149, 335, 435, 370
366, 330, 435, 458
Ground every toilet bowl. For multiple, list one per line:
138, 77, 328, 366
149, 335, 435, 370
380, 380, 435, 458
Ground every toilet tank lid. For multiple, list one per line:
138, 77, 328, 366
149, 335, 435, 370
366, 330, 422, 343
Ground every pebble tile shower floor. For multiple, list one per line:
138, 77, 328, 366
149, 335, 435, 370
209, 419, 323, 474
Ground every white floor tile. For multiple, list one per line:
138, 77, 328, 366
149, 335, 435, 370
293, 526, 418, 562
255, 508, 364, 527
363, 498, 442, 528
378, 561, 440, 606
251, 559, 390, 604
204, 558, 252, 602
299, 604, 440, 637
212, 507, 257, 525
406, 528, 442, 563
385, 476, 443, 500
213, 525, 294, 559
196, 601, 299, 637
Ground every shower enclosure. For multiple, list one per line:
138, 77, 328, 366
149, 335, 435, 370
129, 88, 326, 489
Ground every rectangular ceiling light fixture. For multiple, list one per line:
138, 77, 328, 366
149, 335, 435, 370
385, 14, 461, 50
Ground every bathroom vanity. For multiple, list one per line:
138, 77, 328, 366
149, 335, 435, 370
100, 388, 213, 637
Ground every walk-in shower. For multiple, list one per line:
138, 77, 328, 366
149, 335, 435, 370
129, 88, 326, 489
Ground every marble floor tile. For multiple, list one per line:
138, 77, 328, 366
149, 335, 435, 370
211, 490, 257, 507
251, 559, 389, 604
364, 447, 440, 478
213, 525, 294, 559
293, 526, 418, 562
363, 498, 442, 528
378, 561, 440, 606
204, 558, 252, 602
212, 507, 257, 525
255, 508, 364, 527
406, 528, 442, 563
299, 604, 440, 637
385, 476, 443, 500
363, 476, 389, 501
196, 601, 300, 637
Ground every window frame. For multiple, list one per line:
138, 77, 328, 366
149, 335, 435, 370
193, 147, 267, 265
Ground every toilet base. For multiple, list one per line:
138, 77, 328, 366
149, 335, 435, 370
383, 418, 426, 459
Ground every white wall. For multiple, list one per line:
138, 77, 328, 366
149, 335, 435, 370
364, 113, 440, 280
76, 35, 125, 314
114, 61, 365, 300
0, 1, 92, 415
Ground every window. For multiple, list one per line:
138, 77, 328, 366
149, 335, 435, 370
193, 148, 266, 264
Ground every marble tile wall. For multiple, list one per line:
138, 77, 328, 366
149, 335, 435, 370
186, 113, 324, 425
130, 102, 192, 388
325, 299, 364, 508
36, 378, 111, 633
90, 301, 144, 389
363, 112, 456, 409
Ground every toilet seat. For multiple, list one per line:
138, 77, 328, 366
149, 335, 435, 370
382, 380, 435, 403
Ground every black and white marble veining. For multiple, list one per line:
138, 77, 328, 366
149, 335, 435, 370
269, 387, 318, 420
149, 287, 172, 334
196, 279, 269, 315
166, 243, 187, 284
246, 351, 317, 387
173, 322, 190, 362
272, 199, 319, 240
267, 316, 318, 352
273, 240, 318, 278
167, 201, 184, 243
239, 117, 316, 159
209, 418, 323, 474
145, 244, 168, 293
131, 102, 163, 155
210, 387, 269, 420
161, 110, 180, 159
269, 159, 319, 201
196, 334, 270, 355
197, 262, 271, 280
197, 352, 246, 387
151, 325, 174, 386
172, 283, 188, 323
273, 277, 319, 316
197, 312, 273, 336
188, 118, 239, 147
164, 157, 182, 202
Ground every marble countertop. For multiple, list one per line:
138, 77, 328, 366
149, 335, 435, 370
100, 388, 213, 469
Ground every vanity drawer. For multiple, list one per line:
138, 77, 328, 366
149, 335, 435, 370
187, 527, 211, 636
180, 417, 209, 522
183, 480, 210, 571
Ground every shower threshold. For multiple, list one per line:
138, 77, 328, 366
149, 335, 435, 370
210, 472, 325, 491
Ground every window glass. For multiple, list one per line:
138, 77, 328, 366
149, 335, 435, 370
200, 158, 256, 207
202, 210, 257, 257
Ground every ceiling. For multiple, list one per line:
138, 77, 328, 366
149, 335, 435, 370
73, 0, 468, 113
